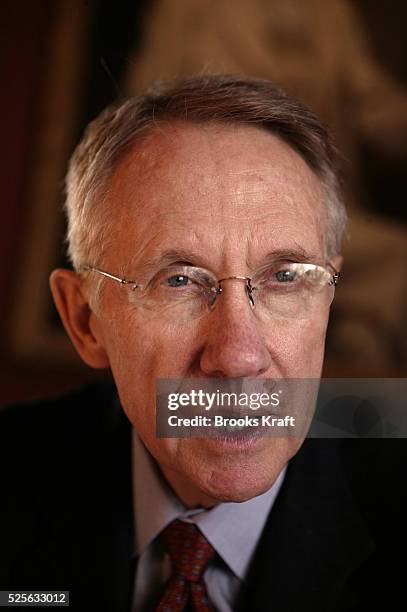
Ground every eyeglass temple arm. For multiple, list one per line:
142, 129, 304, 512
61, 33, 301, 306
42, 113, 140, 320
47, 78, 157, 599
328, 264, 340, 286
82, 266, 140, 287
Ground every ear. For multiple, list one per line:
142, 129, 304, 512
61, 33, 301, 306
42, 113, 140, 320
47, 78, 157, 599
49, 269, 110, 369
330, 254, 343, 273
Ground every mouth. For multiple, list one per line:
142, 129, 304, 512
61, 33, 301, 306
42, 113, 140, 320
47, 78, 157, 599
198, 418, 269, 450
201, 432, 264, 452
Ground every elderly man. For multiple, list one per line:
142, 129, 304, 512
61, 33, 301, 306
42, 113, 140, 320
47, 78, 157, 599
0, 75, 404, 611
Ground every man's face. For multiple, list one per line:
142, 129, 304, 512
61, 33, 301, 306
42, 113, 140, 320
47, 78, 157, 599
91, 122, 333, 504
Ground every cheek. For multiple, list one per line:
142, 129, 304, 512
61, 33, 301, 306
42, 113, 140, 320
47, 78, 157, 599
102, 311, 202, 425
293, 315, 330, 372
266, 313, 329, 377
106, 310, 196, 372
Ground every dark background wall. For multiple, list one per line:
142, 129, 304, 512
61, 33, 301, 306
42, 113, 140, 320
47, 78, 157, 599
0, 0, 150, 403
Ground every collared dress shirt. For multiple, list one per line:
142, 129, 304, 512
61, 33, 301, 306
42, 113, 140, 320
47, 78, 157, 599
131, 429, 286, 611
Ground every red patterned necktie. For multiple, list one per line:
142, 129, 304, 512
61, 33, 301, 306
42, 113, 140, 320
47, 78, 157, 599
156, 519, 216, 611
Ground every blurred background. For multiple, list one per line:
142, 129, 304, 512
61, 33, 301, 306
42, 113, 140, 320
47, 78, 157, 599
1, 0, 406, 405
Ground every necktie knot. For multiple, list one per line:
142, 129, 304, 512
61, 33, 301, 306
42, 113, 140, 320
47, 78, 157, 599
162, 519, 215, 583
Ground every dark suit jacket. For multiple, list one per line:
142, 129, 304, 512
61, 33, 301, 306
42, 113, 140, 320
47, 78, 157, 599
0, 384, 405, 611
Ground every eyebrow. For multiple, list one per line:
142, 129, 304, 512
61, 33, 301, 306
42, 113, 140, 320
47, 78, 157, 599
258, 247, 321, 266
129, 249, 201, 277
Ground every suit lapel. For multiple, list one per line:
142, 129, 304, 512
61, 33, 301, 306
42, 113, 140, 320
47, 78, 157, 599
237, 440, 375, 612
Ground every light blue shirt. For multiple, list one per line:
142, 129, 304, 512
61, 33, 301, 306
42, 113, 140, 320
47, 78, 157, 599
131, 429, 286, 611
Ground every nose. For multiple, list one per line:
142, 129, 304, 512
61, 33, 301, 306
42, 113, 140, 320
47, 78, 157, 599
199, 280, 272, 377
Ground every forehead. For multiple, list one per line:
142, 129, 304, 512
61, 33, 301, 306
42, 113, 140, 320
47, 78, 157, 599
105, 121, 327, 268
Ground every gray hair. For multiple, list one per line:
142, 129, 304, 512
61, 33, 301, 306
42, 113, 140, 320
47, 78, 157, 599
65, 74, 347, 271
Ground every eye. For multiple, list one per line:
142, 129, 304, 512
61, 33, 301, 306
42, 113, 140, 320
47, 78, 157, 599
275, 269, 296, 282
166, 274, 191, 287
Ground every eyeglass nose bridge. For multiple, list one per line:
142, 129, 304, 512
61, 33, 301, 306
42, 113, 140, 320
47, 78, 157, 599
215, 275, 255, 308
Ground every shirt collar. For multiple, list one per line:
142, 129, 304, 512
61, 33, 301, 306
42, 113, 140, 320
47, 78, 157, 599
132, 428, 286, 581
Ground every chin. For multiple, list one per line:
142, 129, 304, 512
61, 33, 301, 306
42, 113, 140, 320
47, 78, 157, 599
213, 463, 282, 501
185, 453, 288, 505
159, 436, 303, 507
204, 481, 275, 504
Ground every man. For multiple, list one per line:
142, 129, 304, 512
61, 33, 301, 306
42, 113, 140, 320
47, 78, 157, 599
0, 75, 405, 611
